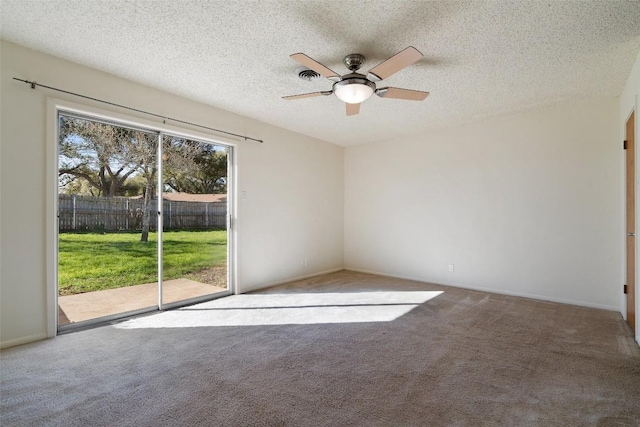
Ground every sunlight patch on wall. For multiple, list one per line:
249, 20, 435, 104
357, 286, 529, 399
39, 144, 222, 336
114, 291, 443, 329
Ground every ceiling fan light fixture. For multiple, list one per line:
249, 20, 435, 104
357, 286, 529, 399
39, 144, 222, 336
333, 78, 376, 104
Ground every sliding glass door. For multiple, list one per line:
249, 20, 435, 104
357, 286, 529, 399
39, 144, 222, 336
160, 136, 230, 307
57, 112, 232, 330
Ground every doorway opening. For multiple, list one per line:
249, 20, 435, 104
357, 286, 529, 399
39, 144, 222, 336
56, 111, 233, 330
625, 110, 636, 334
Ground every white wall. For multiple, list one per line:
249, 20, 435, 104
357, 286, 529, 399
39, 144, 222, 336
345, 98, 621, 310
620, 51, 640, 344
0, 41, 344, 348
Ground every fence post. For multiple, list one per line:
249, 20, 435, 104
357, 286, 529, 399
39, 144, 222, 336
205, 203, 209, 228
169, 201, 172, 230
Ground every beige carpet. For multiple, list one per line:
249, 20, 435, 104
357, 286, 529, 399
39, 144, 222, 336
1, 271, 639, 426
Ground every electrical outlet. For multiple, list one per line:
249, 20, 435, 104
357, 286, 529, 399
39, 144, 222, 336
448, 264, 454, 272
301, 259, 308, 267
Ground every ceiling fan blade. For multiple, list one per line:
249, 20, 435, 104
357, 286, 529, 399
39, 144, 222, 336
282, 91, 332, 100
346, 102, 360, 116
375, 87, 429, 101
290, 53, 341, 82
366, 46, 423, 82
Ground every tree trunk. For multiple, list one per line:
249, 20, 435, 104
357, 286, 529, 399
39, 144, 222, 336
140, 178, 154, 242
98, 167, 109, 196
109, 180, 117, 197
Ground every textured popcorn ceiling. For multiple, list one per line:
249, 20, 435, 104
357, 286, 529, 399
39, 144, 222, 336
2, 0, 640, 146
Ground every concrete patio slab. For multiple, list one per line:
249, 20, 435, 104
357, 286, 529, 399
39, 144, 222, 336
58, 279, 227, 326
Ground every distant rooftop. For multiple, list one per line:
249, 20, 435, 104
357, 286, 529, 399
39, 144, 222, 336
131, 192, 226, 203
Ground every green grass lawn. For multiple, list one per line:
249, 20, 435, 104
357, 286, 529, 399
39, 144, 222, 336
58, 230, 227, 295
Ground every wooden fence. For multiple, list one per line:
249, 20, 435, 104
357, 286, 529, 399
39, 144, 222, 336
58, 195, 227, 231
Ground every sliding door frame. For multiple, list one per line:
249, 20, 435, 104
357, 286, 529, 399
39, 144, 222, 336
46, 98, 237, 336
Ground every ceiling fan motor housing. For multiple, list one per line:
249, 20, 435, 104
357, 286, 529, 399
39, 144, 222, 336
343, 53, 366, 71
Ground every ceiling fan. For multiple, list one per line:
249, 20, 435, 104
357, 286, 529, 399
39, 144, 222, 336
283, 46, 429, 116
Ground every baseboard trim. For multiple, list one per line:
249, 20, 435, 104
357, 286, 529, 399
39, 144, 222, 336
1, 332, 48, 350
345, 267, 619, 312
242, 268, 345, 294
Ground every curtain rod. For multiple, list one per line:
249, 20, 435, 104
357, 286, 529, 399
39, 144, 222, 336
12, 77, 264, 143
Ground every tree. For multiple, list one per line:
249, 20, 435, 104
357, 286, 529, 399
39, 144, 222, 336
59, 116, 158, 241
163, 138, 228, 194
59, 116, 146, 197
131, 130, 158, 242
60, 176, 101, 196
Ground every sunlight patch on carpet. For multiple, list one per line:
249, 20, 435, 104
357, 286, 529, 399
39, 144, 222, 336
114, 291, 443, 328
